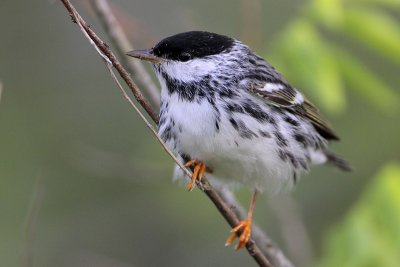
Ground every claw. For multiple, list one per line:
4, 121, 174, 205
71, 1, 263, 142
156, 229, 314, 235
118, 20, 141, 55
225, 218, 252, 249
185, 160, 208, 191
225, 191, 257, 250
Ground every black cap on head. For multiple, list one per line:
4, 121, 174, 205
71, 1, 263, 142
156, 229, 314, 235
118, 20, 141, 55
152, 31, 234, 62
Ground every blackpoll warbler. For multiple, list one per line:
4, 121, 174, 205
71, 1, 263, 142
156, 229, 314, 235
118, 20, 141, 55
127, 31, 350, 249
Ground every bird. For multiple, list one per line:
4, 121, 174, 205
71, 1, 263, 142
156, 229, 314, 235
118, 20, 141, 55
127, 31, 351, 250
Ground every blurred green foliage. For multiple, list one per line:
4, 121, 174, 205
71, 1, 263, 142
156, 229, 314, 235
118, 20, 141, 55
269, 19, 346, 113
317, 163, 400, 267
268, 0, 400, 114
267, 1, 400, 265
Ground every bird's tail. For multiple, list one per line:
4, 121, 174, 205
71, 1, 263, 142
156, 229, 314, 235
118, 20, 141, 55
324, 150, 352, 172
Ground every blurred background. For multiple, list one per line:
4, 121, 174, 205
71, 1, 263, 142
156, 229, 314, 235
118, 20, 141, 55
1, 0, 399, 266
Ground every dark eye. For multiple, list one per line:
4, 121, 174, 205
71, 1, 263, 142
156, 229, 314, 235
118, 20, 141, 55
179, 52, 192, 62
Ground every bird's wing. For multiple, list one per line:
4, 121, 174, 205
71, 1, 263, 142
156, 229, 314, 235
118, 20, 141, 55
249, 82, 339, 140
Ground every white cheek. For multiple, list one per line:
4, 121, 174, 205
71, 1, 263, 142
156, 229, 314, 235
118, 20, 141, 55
161, 59, 216, 82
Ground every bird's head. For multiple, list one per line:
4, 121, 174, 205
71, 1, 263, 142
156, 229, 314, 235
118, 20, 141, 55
127, 31, 238, 83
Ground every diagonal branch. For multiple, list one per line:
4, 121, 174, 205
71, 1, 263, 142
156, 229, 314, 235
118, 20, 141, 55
58, 1, 294, 266
221, 189, 295, 267
60, 0, 158, 124
90, 0, 160, 109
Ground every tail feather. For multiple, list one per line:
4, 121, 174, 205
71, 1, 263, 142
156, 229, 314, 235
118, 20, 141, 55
324, 150, 352, 172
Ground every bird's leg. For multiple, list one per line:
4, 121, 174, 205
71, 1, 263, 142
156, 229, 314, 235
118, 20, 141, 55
225, 190, 257, 249
184, 160, 210, 191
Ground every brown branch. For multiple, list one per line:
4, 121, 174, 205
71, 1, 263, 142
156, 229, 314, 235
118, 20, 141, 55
90, 0, 160, 109
58, 1, 294, 266
221, 189, 295, 267
60, 0, 158, 124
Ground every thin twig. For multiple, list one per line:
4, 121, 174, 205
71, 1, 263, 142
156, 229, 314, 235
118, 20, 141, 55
204, 187, 295, 266
104, 62, 194, 181
90, 0, 160, 109
221, 190, 295, 267
60, 0, 158, 123
58, 1, 293, 266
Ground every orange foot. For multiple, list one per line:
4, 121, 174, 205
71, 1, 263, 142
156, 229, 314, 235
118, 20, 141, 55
184, 160, 209, 191
225, 218, 252, 250
225, 191, 257, 250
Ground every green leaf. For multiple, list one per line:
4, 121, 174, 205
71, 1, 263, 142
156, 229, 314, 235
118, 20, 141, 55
317, 163, 400, 267
335, 48, 399, 113
269, 19, 346, 114
342, 7, 400, 64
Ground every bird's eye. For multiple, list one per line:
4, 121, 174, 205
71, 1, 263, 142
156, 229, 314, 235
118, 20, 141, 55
179, 52, 192, 62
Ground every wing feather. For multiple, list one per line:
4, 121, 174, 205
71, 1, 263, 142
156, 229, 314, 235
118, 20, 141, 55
250, 82, 339, 140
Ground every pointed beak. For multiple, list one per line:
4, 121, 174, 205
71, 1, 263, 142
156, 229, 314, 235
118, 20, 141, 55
126, 49, 163, 63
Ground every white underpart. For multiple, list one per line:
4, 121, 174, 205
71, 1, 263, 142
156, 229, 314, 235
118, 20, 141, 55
156, 55, 327, 193
161, 58, 217, 82
159, 81, 314, 193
